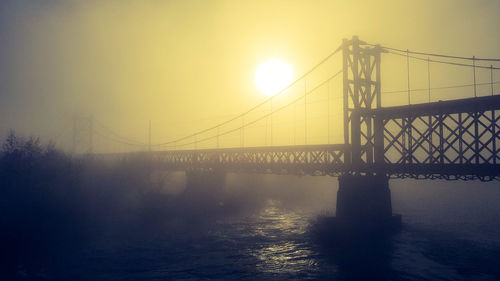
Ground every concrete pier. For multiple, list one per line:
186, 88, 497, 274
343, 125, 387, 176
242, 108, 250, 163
336, 174, 401, 230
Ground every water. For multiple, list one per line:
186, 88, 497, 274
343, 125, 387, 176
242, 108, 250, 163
48, 177, 500, 280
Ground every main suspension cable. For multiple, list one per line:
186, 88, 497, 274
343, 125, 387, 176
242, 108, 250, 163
152, 44, 343, 147
160, 69, 343, 149
366, 43, 500, 62
386, 50, 500, 70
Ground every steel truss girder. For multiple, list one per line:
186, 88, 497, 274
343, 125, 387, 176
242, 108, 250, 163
356, 95, 500, 180
149, 144, 348, 176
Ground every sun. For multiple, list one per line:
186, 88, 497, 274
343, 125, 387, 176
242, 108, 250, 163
255, 59, 293, 97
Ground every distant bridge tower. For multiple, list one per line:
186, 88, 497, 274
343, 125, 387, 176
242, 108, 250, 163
72, 114, 93, 154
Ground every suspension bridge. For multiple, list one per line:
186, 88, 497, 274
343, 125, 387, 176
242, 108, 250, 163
71, 36, 500, 227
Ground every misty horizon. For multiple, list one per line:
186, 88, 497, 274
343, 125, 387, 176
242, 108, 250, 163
1, 1, 500, 280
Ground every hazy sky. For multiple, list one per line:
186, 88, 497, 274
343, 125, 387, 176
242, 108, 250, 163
1, 0, 499, 151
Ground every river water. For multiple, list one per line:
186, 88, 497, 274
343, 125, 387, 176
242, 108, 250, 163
52, 176, 500, 281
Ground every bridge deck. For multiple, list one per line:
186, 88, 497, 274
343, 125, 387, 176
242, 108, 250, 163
357, 95, 500, 117
151, 144, 348, 176
147, 146, 499, 180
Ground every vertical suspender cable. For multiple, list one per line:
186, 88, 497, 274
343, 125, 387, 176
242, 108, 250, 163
293, 103, 296, 145
327, 79, 331, 144
148, 120, 151, 152
265, 114, 268, 146
427, 57, 431, 103
89, 117, 93, 154
72, 115, 76, 154
304, 79, 307, 145
473, 56, 477, 98
407, 49, 411, 105
427, 58, 432, 161
216, 126, 220, 148
241, 117, 244, 147
270, 98, 273, 146
491, 65, 494, 96
404, 49, 410, 160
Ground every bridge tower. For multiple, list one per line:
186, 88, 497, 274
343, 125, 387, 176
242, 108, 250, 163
342, 35, 382, 167
337, 36, 400, 229
72, 115, 93, 154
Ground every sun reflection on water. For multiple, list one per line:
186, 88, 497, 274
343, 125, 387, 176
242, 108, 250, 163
246, 200, 321, 274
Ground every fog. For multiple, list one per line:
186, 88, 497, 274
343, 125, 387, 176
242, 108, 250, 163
2, 133, 500, 280
1, 1, 500, 280
1, 0, 499, 151
0, 133, 339, 277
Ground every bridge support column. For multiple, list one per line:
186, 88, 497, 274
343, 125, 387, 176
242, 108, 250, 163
336, 174, 400, 230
